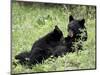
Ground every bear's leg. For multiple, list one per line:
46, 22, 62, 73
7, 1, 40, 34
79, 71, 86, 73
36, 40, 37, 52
15, 51, 30, 65
52, 46, 67, 57
28, 47, 52, 66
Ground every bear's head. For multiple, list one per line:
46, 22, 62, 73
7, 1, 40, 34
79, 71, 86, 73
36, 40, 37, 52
67, 15, 87, 41
47, 25, 63, 42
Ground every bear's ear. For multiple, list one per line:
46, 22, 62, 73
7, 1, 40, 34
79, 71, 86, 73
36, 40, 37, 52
54, 25, 61, 33
79, 19, 85, 26
54, 25, 59, 31
55, 25, 59, 29
69, 15, 74, 22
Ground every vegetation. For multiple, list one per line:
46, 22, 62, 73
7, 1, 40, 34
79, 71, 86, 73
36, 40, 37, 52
12, 2, 96, 74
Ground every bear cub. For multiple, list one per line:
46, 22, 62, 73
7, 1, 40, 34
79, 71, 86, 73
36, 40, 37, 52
65, 15, 88, 52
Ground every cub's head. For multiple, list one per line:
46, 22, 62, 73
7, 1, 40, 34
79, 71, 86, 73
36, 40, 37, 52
52, 25, 63, 41
67, 15, 87, 41
47, 25, 63, 42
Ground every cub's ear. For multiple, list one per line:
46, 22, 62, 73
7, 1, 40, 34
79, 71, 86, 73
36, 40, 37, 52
79, 19, 85, 26
54, 25, 61, 32
54, 25, 59, 31
55, 25, 59, 29
69, 15, 74, 22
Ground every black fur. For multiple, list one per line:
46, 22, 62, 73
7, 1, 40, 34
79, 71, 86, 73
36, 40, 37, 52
65, 15, 88, 52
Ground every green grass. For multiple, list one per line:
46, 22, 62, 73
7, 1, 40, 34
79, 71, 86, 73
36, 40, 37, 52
12, 2, 96, 74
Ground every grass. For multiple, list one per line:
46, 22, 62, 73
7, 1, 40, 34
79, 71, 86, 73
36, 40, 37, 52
12, 2, 96, 74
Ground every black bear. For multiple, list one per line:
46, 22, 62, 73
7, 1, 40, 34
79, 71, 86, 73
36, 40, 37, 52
15, 25, 64, 65
52, 15, 88, 57
65, 15, 88, 52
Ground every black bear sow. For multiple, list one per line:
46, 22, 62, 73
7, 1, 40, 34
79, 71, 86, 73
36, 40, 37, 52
15, 26, 64, 65
65, 15, 88, 52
